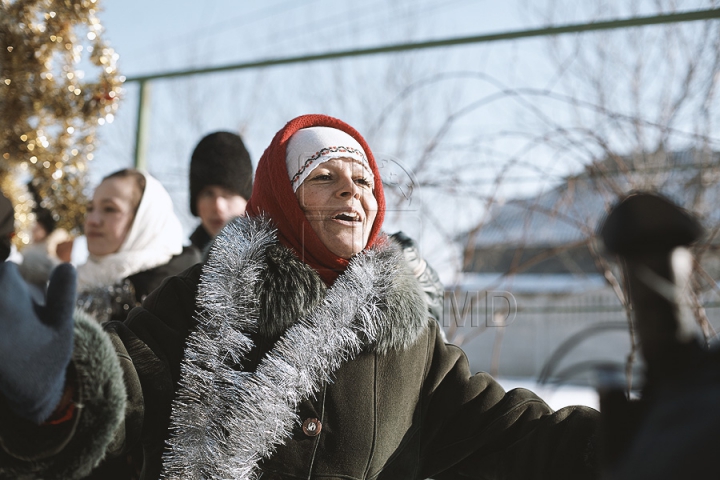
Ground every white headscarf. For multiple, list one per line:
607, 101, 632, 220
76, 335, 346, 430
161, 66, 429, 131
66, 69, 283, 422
77, 172, 184, 289
285, 126, 374, 192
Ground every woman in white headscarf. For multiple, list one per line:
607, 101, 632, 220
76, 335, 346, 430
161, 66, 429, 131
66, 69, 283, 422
76, 168, 200, 323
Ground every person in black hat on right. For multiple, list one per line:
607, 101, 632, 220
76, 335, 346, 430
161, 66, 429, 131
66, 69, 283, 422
188, 131, 254, 255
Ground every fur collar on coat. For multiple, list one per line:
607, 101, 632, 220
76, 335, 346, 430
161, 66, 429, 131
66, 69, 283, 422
162, 215, 429, 480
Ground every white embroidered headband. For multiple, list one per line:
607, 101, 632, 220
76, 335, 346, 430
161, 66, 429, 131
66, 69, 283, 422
285, 126, 374, 192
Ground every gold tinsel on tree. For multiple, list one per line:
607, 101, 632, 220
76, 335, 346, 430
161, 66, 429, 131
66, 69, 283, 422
0, 0, 122, 245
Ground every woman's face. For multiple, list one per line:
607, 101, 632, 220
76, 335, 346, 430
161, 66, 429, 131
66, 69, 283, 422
296, 157, 378, 259
85, 177, 138, 256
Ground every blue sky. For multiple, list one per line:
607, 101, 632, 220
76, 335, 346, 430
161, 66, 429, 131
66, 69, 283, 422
100, 0, 526, 75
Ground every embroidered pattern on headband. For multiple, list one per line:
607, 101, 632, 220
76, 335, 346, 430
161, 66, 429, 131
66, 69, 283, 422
291, 146, 368, 186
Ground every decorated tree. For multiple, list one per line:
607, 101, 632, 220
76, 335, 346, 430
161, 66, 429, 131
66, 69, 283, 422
0, 0, 122, 245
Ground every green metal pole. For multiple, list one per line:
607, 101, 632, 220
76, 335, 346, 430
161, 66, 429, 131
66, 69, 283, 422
125, 8, 720, 83
123, 7, 720, 169
133, 80, 151, 170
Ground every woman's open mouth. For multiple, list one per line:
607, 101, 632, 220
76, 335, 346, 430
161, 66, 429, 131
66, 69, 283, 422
332, 211, 363, 225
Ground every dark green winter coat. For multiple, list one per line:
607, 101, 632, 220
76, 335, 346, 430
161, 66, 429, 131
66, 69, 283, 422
0, 216, 598, 480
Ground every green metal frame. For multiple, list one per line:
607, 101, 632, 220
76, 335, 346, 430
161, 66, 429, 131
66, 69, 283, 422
126, 8, 720, 168
132, 80, 151, 171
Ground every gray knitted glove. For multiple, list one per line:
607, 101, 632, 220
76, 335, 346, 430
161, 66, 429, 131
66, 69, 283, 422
0, 262, 76, 424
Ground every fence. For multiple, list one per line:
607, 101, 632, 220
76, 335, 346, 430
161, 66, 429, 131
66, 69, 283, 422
444, 284, 720, 382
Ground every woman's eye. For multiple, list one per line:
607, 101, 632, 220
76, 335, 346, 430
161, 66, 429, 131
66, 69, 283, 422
355, 177, 372, 187
313, 173, 331, 181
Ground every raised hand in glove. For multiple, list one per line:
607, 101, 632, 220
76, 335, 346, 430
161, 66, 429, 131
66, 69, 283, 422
0, 262, 76, 424
390, 231, 445, 325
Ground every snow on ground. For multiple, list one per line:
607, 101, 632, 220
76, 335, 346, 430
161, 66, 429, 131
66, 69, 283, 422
495, 377, 599, 411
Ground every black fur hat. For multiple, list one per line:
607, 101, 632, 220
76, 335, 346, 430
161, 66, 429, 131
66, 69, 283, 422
189, 131, 253, 216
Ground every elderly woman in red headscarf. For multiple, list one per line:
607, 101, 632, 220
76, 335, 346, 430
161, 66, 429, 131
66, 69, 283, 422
0, 115, 598, 480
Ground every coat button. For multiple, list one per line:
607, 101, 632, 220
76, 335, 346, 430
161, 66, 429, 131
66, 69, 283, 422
302, 418, 322, 437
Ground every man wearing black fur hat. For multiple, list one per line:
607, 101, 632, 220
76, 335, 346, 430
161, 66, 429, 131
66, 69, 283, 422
188, 131, 254, 254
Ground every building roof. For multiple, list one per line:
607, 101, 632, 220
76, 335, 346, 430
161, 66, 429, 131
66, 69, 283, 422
466, 149, 720, 248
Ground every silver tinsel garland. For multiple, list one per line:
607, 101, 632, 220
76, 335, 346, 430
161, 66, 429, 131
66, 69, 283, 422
161, 216, 407, 480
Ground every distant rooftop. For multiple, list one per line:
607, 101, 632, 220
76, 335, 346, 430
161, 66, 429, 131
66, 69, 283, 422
456, 272, 607, 294
465, 149, 720, 249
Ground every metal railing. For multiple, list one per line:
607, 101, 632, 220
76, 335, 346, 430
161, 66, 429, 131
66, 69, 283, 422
123, 8, 720, 168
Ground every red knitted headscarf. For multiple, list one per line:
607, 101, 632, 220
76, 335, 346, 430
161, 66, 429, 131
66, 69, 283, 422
246, 114, 386, 285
